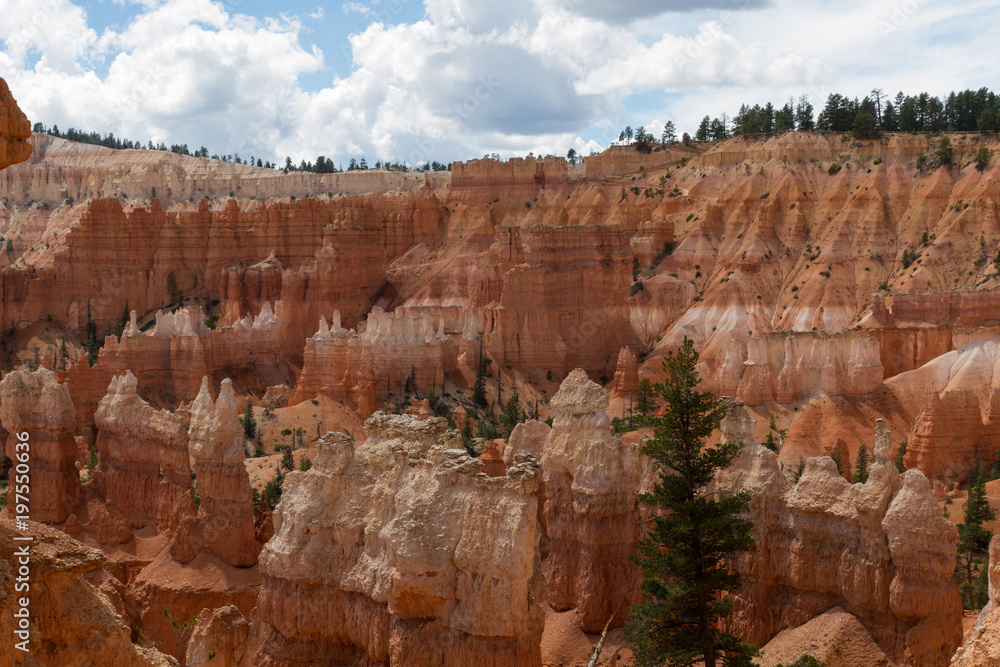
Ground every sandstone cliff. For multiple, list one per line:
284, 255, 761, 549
541, 369, 646, 632
172, 377, 260, 567
92, 371, 193, 531
0, 369, 81, 523
0, 77, 31, 170
254, 415, 545, 666
715, 403, 963, 666
0, 520, 169, 666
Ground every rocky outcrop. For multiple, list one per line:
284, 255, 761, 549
92, 371, 193, 531
706, 331, 883, 405
715, 404, 963, 666
0, 520, 170, 666
186, 605, 252, 667
59, 303, 286, 442
541, 369, 646, 632
951, 535, 1000, 666
610, 346, 639, 398
758, 607, 892, 667
254, 415, 545, 666
292, 307, 455, 413
467, 224, 633, 377
171, 378, 259, 567
0, 77, 31, 170
0, 369, 81, 523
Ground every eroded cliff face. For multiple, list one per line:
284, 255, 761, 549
541, 369, 646, 632
0, 78, 31, 171
171, 377, 260, 567
61, 304, 286, 442
0, 369, 81, 523
715, 403, 963, 666
0, 520, 170, 667
254, 415, 545, 666
92, 371, 192, 532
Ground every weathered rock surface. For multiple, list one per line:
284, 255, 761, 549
706, 331, 883, 405
758, 607, 892, 667
715, 403, 963, 666
541, 369, 646, 632
61, 303, 286, 442
254, 415, 545, 666
92, 371, 193, 531
186, 605, 252, 667
171, 377, 260, 567
292, 306, 455, 413
0, 77, 31, 170
0, 520, 170, 666
0, 369, 81, 523
952, 535, 1000, 666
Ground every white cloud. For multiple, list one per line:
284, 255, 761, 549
0, 0, 996, 166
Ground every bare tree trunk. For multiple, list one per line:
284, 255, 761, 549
588, 601, 624, 667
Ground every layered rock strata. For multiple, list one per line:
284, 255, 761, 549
706, 331, 883, 405
715, 404, 963, 666
92, 371, 192, 530
60, 303, 283, 439
172, 377, 260, 567
0, 77, 31, 170
292, 307, 455, 412
466, 224, 633, 377
254, 414, 545, 666
0, 369, 80, 523
541, 369, 646, 632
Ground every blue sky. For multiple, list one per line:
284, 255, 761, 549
0, 0, 997, 166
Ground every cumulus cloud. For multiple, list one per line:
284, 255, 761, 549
1, 0, 992, 166
567, 0, 769, 23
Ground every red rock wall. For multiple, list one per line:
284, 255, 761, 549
0, 77, 31, 170
0, 369, 81, 523
254, 417, 545, 666
715, 406, 963, 666
92, 371, 193, 531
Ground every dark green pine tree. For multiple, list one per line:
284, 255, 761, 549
241, 401, 257, 442
85, 298, 100, 366
635, 378, 658, 418
499, 388, 524, 438
625, 337, 757, 667
958, 466, 996, 609
851, 444, 870, 484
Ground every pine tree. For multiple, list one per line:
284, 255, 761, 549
829, 447, 844, 477
241, 401, 257, 441
851, 444, 870, 484
499, 388, 524, 438
85, 298, 99, 366
472, 332, 488, 407
792, 458, 806, 484
635, 378, 658, 418
624, 337, 757, 667
958, 466, 996, 609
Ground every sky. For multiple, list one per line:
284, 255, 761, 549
0, 0, 997, 166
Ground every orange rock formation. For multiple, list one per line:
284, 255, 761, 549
254, 416, 545, 666
715, 402, 963, 666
